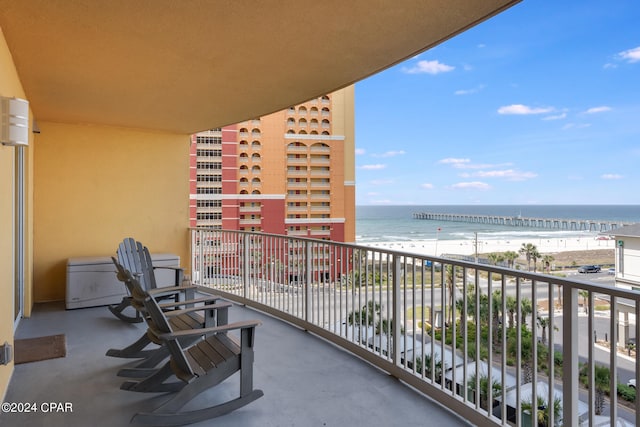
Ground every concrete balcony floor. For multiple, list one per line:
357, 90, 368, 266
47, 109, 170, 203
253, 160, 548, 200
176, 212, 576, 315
2, 301, 468, 427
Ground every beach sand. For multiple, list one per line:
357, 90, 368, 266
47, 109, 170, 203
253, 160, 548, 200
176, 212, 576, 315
363, 236, 615, 258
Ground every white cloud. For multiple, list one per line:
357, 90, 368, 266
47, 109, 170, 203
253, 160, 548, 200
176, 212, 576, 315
601, 174, 623, 180
370, 179, 394, 185
359, 164, 386, 170
474, 169, 537, 181
497, 104, 554, 115
542, 113, 567, 120
584, 106, 612, 114
439, 158, 471, 167
450, 182, 491, 191
562, 123, 592, 130
454, 84, 486, 96
355, 148, 366, 155
403, 60, 455, 75
440, 158, 513, 170
372, 150, 406, 158
421, 183, 434, 189
618, 46, 640, 63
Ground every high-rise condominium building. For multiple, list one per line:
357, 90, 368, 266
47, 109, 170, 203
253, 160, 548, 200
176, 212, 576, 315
189, 86, 355, 243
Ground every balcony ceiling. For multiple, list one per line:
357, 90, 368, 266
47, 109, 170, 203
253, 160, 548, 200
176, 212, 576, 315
0, 0, 519, 134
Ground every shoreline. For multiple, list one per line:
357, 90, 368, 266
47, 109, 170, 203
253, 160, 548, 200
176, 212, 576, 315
360, 236, 615, 257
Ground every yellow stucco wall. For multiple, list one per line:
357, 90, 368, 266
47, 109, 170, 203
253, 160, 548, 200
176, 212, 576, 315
0, 26, 29, 401
33, 123, 191, 302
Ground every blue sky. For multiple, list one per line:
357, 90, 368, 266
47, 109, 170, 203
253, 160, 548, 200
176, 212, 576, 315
354, 0, 640, 206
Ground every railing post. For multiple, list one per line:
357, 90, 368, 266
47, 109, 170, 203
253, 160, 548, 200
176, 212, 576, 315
305, 240, 312, 323
562, 284, 578, 427
392, 254, 401, 366
242, 233, 251, 297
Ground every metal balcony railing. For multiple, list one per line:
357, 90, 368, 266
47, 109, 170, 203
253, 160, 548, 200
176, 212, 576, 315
190, 229, 640, 427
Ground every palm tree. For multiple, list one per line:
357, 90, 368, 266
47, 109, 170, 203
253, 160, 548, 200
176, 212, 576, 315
579, 363, 610, 415
415, 353, 446, 383
521, 394, 562, 427
542, 255, 555, 273
519, 243, 538, 271
578, 289, 589, 315
508, 326, 534, 383
503, 251, 519, 269
506, 295, 517, 329
468, 373, 501, 410
487, 252, 505, 266
537, 315, 550, 345
347, 301, 380, 343
530, 248, 541, 272
521, 297, 533, 329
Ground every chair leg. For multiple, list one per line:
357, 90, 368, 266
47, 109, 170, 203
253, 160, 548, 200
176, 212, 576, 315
116, 346, 170, 377
108, 297, 143, 323
106, 333, 155, 358
120, 363, 183, 393
132, 390, 263, 426
132, 359, 263, 426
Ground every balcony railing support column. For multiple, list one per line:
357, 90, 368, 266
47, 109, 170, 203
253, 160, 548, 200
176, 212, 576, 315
305, 241, 312, 323
562, 284, 579, 427
242, 233, 251, 297
392, 255, 401, 366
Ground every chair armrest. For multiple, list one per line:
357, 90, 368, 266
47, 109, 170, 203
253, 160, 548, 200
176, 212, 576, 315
158, 295, 223, 310
163, 301, 232, 318
157, 319, 261, 340
147, 285, 197, 298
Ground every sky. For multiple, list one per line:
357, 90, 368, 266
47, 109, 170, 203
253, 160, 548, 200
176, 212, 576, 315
354, 0, 640, 206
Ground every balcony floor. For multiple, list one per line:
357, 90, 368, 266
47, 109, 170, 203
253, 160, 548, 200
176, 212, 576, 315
2, 300, 468, 427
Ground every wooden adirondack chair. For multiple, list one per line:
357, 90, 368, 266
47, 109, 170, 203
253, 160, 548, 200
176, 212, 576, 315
107, 257, 230, 379
109, 237, 184, 323
118, 269, 263, 426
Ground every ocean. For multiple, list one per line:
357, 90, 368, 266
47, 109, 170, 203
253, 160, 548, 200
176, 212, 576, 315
355, 205, 640, 244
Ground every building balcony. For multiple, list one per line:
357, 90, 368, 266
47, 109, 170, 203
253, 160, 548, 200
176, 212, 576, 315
239, 205, 261, 213
4, 230, 639, 427
239, 218, 261, 225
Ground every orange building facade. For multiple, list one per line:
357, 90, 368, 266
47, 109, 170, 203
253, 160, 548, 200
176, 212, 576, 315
189, 86, 356, 243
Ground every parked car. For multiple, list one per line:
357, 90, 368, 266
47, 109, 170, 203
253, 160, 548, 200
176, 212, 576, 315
607, 268, 615, 275
628, 378, 636, 388
578, 265, 601, 273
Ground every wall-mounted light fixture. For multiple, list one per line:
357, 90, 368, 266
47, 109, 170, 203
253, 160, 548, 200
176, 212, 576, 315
1, 96, 29, 146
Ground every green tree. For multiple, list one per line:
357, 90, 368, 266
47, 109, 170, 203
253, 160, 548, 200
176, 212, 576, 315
521, 395, 561, 427
508, 326, 533, 383
415, 353, 446, 383
506, 295, 517, 329
537, 316, 551, 345
579, 363, 610, 415
487, 252, 505, 266
578, 289, 589, 315
519, 243, 539, 271
521, 297, 533, 329
468, 373, 501, 410
542, 255, 555, 274
503, 251, 519, 269
347, 301, 379, 343
530, 248, 541, 272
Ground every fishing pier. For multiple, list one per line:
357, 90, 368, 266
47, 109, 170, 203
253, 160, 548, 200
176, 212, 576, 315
412, 212, 631, 232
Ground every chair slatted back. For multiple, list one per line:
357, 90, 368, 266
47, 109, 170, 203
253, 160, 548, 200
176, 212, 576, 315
114, 262, 195, 379
117, 237, 157, 291
139, 276, 196, 379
